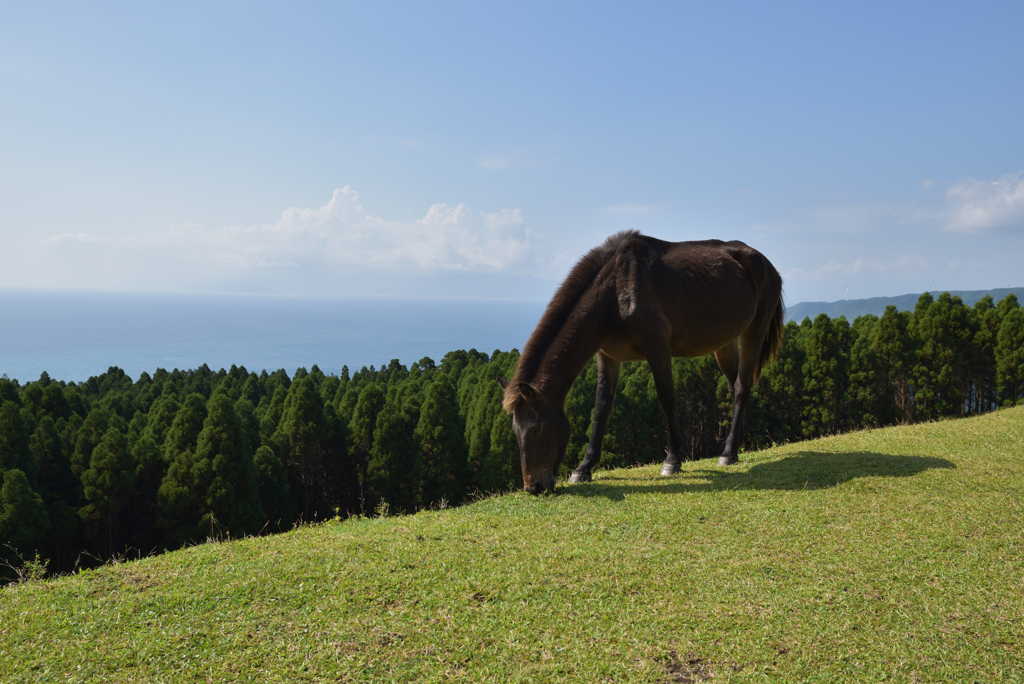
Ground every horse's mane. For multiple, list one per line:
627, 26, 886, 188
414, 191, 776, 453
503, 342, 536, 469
503, 229, 639, 412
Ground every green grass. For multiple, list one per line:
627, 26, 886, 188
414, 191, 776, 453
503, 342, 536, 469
3, 408, 1024, 683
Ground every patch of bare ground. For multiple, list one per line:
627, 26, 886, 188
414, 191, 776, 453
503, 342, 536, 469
660, 650, 712, 683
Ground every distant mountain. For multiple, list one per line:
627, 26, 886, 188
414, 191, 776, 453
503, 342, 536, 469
786, 288, 1024, 323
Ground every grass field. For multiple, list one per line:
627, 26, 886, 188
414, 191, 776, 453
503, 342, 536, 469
2, 407, 1023, 682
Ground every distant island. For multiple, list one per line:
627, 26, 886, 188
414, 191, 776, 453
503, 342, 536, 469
787, 287, 1024, 322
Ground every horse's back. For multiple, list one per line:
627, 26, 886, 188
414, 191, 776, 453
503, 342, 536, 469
608, 235, 780, 358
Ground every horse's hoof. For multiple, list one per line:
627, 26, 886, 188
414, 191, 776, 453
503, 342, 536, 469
717, 455, 738, 466
660, 463, 679, 476
569, 471, 591, 484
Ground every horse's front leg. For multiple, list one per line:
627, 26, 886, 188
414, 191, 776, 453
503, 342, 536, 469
570, 352, 620, 483
645, 344, 684, 476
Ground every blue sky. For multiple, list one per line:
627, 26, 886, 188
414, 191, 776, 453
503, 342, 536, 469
2, 2, 1022, 304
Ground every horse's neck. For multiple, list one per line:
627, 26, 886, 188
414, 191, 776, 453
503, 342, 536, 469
534, 300, 608, 403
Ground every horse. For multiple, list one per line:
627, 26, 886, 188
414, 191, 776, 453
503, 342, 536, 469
497, 230, 784, 494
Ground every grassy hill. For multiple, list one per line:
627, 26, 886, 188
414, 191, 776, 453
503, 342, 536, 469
2, 408, 1023, 683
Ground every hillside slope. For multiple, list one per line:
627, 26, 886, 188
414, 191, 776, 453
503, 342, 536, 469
2, 408, 1023, 682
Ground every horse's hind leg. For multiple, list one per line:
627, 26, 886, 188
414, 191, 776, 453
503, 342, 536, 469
570, 352, 620, 483
645, 344, 684, 476
714, 340, 739, 403
717, 337, 756, 465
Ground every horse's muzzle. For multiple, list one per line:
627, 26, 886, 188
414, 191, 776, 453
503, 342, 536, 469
526, 474, 556, 495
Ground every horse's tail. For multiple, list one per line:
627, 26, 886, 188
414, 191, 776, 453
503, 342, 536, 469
755, 291, 785, 384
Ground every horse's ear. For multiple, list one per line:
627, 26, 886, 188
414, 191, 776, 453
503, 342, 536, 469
517, 383, 539, 402
496, 376, 509, 390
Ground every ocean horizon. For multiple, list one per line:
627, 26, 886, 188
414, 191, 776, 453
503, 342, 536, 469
0, 290, 548, 384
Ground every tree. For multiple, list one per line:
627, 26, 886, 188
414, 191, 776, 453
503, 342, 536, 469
63, 386, 89, 418
996, 308, 1024, 405
194, 394, 263, 537
848, 315, 887, 427
258, 385, 287, 449
747, 321, 805, 447
970, 295, 1000, 413
872, 306, 916, 423
413, 374, 467, 508
0, 468, 51, 563
30, 416, 78, 557
319, 374, 340, 408
335, 386, 360, 426
144, 395, 181, 447
477, 410, 519, 493
274, 377, 331, 519
157, 393, 212, 545
274, 375, 356, 519
380, 359, 409, 386
0, 401, 36, 485
0, 378, 21, 405
349, 382, 386, 505
79, 428, 136, 555
464, 378, 509, 489
159, 394, 263, 544
22, 381, 73, 422
239, 373, 262, 406
72, 408, 114, 478
99, 391, 139, 423
996, 293, 1020, 321
234, 398, 261, 455
365, 396, 416, 513
801, 314, 851, 437
253, 445, 292, 531
912, 293, 973, 419
163, 394, 208, 462
130, 435, 165, 550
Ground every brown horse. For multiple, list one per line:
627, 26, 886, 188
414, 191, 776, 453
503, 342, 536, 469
498, 230, 784, 494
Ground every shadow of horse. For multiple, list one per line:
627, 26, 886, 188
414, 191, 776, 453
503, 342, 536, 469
563, 451, 955, 501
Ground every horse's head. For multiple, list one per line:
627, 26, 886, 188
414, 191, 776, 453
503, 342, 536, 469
497, 377, 570, 494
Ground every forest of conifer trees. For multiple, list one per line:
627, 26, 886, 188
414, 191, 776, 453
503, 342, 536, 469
1, 291, 1022, 580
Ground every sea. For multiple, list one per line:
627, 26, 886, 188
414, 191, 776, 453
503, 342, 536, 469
0, 291, 548, 384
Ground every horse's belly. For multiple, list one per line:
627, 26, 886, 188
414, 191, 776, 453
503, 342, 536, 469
599, 321, 747, 362
599, 338, 649, 363
669, 335, 734, 358
663, 298, 756, 356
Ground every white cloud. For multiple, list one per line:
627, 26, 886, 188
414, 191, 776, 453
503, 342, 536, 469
756, 173, 1024, 238
481, 208, 524, 230
944, 172, 1024, 232
46, 186, 537, 276
749, 172, 1024, 303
